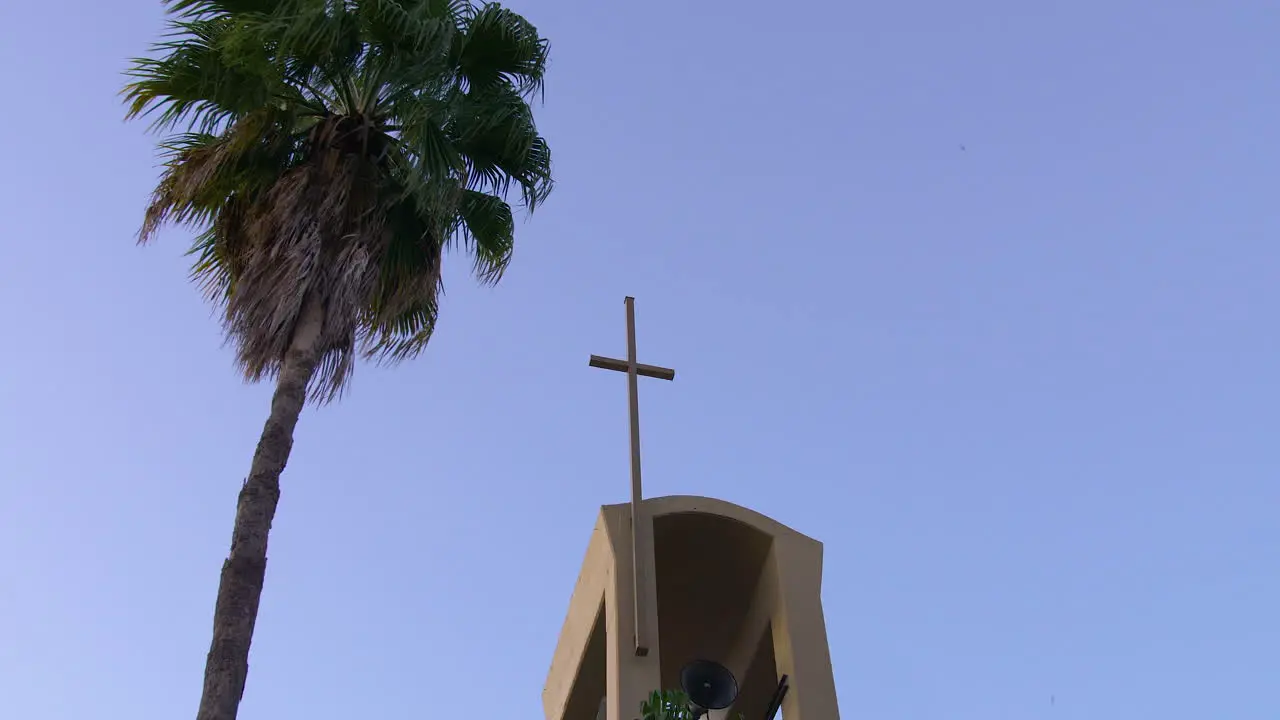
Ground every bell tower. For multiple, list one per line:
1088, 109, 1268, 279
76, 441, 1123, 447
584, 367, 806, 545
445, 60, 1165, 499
542, 299, 841, 720
542, 496, 841, 720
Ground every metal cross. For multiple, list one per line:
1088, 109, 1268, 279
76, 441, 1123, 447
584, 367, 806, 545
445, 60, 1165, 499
589, 296, 675, 657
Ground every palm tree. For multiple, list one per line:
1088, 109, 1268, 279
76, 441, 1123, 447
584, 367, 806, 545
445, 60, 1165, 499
123, 2, 552, 719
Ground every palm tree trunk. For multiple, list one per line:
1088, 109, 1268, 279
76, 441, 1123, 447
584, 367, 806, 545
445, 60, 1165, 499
196, 295, 326, 720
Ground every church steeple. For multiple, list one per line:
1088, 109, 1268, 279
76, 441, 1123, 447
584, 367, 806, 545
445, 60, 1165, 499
544, 299, 840, 720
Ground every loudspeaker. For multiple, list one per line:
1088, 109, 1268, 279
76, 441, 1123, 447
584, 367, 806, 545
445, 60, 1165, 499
680, 659, 739, 715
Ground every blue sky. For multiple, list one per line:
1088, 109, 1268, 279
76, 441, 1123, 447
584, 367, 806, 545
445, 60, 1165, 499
2, 1, 1278, 718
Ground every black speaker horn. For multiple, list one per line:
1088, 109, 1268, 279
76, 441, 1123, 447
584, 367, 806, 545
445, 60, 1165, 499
680, 659, 739, 716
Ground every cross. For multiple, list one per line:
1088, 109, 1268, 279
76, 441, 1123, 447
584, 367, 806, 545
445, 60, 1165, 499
589, 296, 675, 657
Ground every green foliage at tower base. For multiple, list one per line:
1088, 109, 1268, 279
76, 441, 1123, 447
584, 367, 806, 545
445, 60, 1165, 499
640, 689, 745, 720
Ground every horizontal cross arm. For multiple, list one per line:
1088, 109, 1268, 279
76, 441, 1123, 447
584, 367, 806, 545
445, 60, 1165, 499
588, 355, 676, 381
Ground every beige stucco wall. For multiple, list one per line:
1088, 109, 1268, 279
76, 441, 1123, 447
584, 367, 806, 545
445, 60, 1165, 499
543, 495, 840, 720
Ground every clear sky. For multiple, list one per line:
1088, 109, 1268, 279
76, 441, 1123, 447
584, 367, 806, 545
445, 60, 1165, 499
2, 1, 1278, 719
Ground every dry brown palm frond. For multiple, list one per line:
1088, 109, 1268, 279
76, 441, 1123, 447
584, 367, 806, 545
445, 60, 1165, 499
227, 147, 383, 400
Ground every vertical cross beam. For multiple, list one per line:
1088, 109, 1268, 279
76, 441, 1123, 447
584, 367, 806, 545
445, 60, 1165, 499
589, 296, 675, 656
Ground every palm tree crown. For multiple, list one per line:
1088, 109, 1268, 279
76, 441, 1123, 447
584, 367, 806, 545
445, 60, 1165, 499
126, 0, 553, 400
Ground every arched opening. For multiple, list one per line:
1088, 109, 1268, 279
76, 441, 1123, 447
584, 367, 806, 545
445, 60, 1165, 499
652, 510, 777, 718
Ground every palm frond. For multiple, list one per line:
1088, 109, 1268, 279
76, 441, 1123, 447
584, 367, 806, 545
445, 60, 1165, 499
356, 0, 463, 56
124, 15, 281, 133
363, 298, 441, 365
447, 82, 552, 208
455, 189, 514, 284
455, 3, 548, 98
164, 0, 280, 19
359, 188, 446, 365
